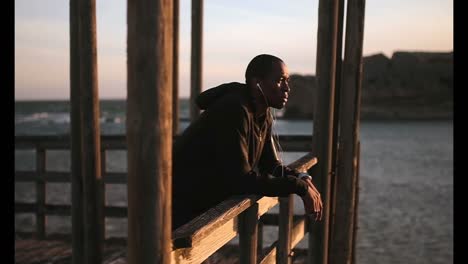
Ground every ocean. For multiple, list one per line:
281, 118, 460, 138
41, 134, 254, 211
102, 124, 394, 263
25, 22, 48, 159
14, 100, 453, 264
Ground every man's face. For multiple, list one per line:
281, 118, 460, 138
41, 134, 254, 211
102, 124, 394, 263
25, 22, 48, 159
261, 61, 290, 109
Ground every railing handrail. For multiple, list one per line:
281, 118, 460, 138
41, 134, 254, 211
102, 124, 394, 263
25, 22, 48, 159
15, 134, 313, 151
15, 135, 317, 263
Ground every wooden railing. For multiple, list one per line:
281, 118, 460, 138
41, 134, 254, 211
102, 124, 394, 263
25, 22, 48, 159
15, 135, 315, 263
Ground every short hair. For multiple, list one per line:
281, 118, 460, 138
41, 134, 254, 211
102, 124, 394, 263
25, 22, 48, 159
245, 54, 284, 84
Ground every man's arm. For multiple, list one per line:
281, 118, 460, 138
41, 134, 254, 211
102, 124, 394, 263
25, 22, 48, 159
258, 131, 300, 178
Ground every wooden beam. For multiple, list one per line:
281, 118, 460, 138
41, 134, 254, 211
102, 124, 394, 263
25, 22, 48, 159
277, 196, 293, 264
173, 0, 180, 135
309, 0, 341, 263
71, 0, 104, 263
329, 0, 365, 263
14, 135, 314, 152
172, 196, 256, 248
239, 203, 259, 264
329, 0, 346, 252
190, 0, 203, 121
351, 141, 361, 264
35, 148, 46, 239
69, 0, 84, 262
127, 0, 173, 263
171, 217, 238, 264
259, 217, 307, 264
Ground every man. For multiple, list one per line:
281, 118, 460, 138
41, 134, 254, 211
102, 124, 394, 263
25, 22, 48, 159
172, 54, 322, 229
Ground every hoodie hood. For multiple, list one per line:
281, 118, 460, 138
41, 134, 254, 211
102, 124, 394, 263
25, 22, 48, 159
196, 82, 246, 110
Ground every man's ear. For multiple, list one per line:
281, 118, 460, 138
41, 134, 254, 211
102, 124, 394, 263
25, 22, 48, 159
251, 77, 260, 86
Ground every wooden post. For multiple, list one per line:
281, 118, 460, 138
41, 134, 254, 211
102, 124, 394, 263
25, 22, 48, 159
69, 0, 84, 262
101, 149, 107, 240
190, 0, 203, 121
239, 202, 259, 264
329, 0, 365, 262
329, 0, 346, 248
277, 195, 294, 264
351, 141, 361, 264
308, 0, 340, 263
77, 0, 103, 263
258, 221, 264, 253
127, 0, 173, 263
36, 148, 46, 239
173, 0, 179, 135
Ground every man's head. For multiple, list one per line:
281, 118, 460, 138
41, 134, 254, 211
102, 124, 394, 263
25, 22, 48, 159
245, 54, 290, 109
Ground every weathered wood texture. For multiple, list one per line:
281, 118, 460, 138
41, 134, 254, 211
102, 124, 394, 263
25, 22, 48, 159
190, 0, 203, 121
351, 141, 361, 264
127, 0, 173, 263
277, 196, 294, 264
309, 0, 341, 264
15, 237, 126, 264
239, 203, 259, 264
35, 148, 46, 239
173, 0, 180, 135
170, 154, 317, 263
69, 0, 84, 262
15, 135, 313, 152
329, 0, 346, 252
69, 0, 103, 263
329, 0, 365, 262
16, 139, 318, 263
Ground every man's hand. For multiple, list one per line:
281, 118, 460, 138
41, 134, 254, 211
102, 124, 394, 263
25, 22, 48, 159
300, 178, 323, 221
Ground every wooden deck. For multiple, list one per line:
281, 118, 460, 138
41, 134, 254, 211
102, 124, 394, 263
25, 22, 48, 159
14, 235, 312, 264
15, 234, 127, 264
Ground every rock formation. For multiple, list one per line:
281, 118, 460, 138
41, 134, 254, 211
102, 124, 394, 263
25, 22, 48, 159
283, 51, 453, 120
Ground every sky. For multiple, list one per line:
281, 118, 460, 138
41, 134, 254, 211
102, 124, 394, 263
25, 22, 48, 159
15, 0, 453, 100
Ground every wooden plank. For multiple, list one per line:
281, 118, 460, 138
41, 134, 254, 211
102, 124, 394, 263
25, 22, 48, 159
15, 171, 127, 184
290, 216, 307, 248
104, 172, 127, 184
16, 171, 69, 183
172, 196, 255, 248
171, 217, 238, 264
15, 202, 37, 213
329, 0, 365, 263
173, 0, 180, 136
258, 217, 307, 264
15, 135, 127, 150
190, 0, 203, 121
309, 0, 341, 263
100, 135, 127, 149
127, 0, 173, 262
277, 196, 293, 264
15, 135, 314, 152
239, 203, 258, 264
351, 141, 361, 264
328, 0, 346, 251
260, 213, 303, 226
256, 196, 278, 218
258, 221, 264, 252
15, 203, 127, 218
287, 152, 318, 173
101, 149, 107, 240
35, 148, 46, 239
76, 0, 103, 262
259, 241, 277, 264
15, 135, 71, 149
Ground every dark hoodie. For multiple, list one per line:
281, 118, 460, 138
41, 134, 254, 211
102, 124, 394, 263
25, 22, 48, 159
172, 82, 308, 229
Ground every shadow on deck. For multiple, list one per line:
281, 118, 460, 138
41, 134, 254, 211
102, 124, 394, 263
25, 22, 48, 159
15, 233, 311, 264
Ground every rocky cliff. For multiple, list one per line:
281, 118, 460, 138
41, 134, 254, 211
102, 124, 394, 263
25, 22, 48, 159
283, 51, 453, 120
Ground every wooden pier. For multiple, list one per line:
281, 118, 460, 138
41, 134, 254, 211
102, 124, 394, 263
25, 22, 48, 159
15, 0, 365, 263
15, 136, 319, 263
